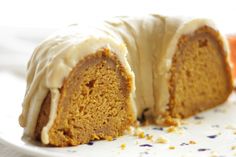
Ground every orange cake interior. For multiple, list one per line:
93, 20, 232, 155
35, 49, 135, 146
168, 26, 233, 118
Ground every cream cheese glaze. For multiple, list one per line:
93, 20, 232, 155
19, 14, 229, 144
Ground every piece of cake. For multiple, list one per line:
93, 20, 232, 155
19, 15, 233, 146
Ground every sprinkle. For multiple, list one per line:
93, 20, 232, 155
207, 135, 217, 139
120, 144, 126, 150
140, 144, 153, 147
169, 146, 175, 150
198, 148, 210, 152
189, 140, 196, 144
152, 127, 164, 131
180, 143, 189, 146
87, 141, 94, 145
156, 136, 168, 144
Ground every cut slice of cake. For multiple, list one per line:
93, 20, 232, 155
35, 49, 136, 146
167, 26, 232, 118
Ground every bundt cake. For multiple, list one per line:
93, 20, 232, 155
19, 14, 233, 146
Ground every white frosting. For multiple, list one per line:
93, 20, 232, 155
19, 14, 229, 144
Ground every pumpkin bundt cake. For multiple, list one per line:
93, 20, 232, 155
19, 15, 233, 146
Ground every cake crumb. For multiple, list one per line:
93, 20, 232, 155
146, 134, 153, 141
133, 121, 141, 127
92, 134, 100, 140
105, 136, 113, 141
169, 146, 175, 150
124, 126, 135, 135
138, 132, 145, 138
155, 115, 180, 126
120, 144, 126, 150
232, 146, 236, 150
134, 128, 145, 138
189, 140, 196, 144
166, 126, 177, 133
164, 116, 180, 126
156, 136, 168, 144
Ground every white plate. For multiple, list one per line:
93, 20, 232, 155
0, 72, 236, 157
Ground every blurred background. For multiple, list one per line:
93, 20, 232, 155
0, 0, 236, 77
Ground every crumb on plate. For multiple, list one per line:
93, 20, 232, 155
189, 140, 196, 144
169, 146, 175, 150
166, 126, 177, 133
120, 144, 126, 150
156, 136, 168, 144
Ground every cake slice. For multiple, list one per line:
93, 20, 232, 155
35, 49, 136, 146
167, 26, 232, 118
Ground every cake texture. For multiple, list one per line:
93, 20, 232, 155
19, 14, 233, 146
